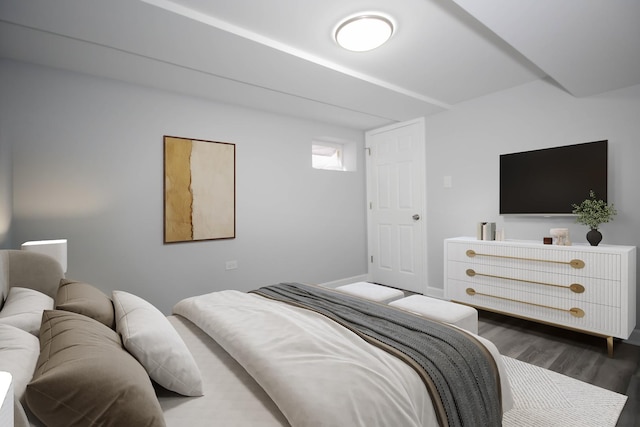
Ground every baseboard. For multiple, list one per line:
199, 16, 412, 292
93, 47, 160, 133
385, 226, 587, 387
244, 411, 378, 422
426, 286, 445, 299
319, 274, 370, 289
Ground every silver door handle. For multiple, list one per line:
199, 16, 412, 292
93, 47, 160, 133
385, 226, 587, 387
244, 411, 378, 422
412, 214, 420, 221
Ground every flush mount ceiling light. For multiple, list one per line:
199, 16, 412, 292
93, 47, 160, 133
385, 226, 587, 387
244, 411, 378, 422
335, 14, 394, 52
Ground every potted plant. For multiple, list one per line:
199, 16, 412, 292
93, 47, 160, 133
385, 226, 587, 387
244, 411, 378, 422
571, 190, 617, 246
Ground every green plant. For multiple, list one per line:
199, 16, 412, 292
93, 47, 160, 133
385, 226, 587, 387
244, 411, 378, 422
572, 190, 617, 229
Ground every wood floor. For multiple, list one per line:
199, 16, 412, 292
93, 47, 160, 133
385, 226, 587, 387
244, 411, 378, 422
477, 310, 640, 426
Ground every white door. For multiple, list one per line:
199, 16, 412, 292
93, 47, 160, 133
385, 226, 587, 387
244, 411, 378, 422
365, 118, 426, 294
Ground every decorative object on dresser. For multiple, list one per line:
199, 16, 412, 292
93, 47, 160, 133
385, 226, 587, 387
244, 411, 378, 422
549, 228, 570, 246
571, 189, 617, 246
476, 222, 496, 240
444, 237, 636, 356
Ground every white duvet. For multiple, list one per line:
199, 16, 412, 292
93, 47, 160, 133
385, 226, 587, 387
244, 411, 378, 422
173, 290, 513, 427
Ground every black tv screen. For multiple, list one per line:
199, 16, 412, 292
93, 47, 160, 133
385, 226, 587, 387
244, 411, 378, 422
500, 140, 607, 215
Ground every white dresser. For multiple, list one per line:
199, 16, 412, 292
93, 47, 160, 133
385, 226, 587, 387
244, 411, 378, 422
444, 237, 637, 356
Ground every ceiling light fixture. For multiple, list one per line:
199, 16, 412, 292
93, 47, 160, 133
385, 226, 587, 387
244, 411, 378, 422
335, 14, 394, 52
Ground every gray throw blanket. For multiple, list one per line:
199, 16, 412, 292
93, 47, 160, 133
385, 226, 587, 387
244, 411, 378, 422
252, 283, 502, 427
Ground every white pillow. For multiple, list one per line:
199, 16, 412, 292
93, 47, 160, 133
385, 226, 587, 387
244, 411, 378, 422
0, 324, 41, 427
0, 324, 40, 402
112, 290, 203, 396
0, 287, 54, 335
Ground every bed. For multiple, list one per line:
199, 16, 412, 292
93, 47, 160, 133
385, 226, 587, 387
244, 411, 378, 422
0, 250, 513, 427
162, 284, 514, 427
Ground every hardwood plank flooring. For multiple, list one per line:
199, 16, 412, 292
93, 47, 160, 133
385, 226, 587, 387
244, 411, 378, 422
477, 310, 640, 426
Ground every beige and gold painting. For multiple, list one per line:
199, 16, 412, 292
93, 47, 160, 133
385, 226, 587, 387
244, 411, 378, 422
164, 136, 235, 243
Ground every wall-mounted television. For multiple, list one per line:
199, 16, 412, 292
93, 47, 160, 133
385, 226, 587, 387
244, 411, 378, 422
500, 140, 608, 215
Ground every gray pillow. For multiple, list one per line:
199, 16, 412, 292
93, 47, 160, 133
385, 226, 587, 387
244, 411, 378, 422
26, 310, 166, 427
55, 279, 115, 329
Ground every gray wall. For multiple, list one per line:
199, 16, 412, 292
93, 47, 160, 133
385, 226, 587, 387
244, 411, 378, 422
0, 60, 368, 313
425, 78, 640, 316
3, 58, 640, 326
0, 121, 11, 248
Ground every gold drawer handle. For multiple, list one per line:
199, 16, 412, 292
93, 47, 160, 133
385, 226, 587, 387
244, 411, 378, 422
466, 288, 585, 318
465, 269, 585, 294
466, 249, 585, 269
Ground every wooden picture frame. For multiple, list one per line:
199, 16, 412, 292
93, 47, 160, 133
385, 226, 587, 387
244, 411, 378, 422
164, 136, 236, 243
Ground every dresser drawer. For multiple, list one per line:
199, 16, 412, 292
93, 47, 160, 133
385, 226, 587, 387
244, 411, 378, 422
447, 260, 621, 307
447, 241, 622, 281
448, 279, 621, 336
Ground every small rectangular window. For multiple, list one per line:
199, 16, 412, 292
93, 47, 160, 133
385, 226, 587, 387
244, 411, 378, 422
312, 142, 345, 171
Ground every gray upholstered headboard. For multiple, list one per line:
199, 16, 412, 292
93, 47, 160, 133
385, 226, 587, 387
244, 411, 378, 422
0, 251, 9, 305
0, 250, 64, 302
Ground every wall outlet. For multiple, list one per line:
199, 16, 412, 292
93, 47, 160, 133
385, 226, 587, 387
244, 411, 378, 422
443, 175, 453, 188
225, 260, 238, 270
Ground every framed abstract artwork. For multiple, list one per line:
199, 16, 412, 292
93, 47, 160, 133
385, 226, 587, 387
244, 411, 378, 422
164, 136, 236, 243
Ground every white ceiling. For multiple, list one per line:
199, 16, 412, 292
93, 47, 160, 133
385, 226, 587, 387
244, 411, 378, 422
1, 0, 639, 130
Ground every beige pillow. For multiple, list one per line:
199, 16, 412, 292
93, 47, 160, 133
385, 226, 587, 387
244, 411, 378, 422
0, 287, 54, 335
55, 279, 115, 329
113, 290, 203, 396
26, 310, 166, 427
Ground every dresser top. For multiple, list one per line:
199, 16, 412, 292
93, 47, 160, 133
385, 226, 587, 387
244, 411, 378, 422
447, 236, 636, 253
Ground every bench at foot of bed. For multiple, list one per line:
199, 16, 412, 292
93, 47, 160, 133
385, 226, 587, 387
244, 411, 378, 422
389, 295, 478, 334
335, 282, 405, 304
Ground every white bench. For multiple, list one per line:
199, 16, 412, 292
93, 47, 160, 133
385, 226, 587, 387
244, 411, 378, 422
389, 295, 478, 334
335, 282, 404, 304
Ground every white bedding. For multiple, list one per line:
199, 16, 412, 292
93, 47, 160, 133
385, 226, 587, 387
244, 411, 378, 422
173, 290, 513, 427
159, 315, 289, 426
